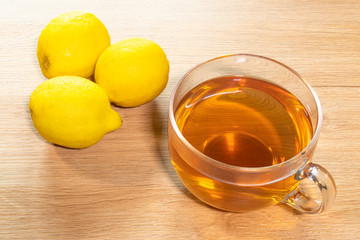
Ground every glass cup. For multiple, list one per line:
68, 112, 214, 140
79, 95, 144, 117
168, 54, 336, 214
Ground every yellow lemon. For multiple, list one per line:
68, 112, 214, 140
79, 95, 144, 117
37, 11, 110, 79
29, 76, 122, 149
94, 38, 169, 107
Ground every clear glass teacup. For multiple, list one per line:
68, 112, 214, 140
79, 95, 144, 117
168, 54, 336, 214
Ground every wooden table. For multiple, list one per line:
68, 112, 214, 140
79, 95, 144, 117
1, 0, 359, 239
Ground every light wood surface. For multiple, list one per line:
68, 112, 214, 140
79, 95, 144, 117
1, 0, 360, 239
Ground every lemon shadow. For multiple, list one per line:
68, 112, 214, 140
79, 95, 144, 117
51, 107, 145, 183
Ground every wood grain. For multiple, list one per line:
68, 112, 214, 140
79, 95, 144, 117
1, 0, 360, 239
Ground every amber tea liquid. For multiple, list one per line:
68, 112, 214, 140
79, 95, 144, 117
169, 76, 313, 211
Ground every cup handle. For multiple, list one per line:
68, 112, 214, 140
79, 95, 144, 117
283, 162, 337, 214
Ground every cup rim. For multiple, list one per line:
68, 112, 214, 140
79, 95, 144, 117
169, 53, 323, 172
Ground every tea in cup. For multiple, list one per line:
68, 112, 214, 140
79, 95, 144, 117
168, 54, 336, 213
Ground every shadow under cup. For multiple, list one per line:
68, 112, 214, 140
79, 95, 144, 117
168, 54, 336, 214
